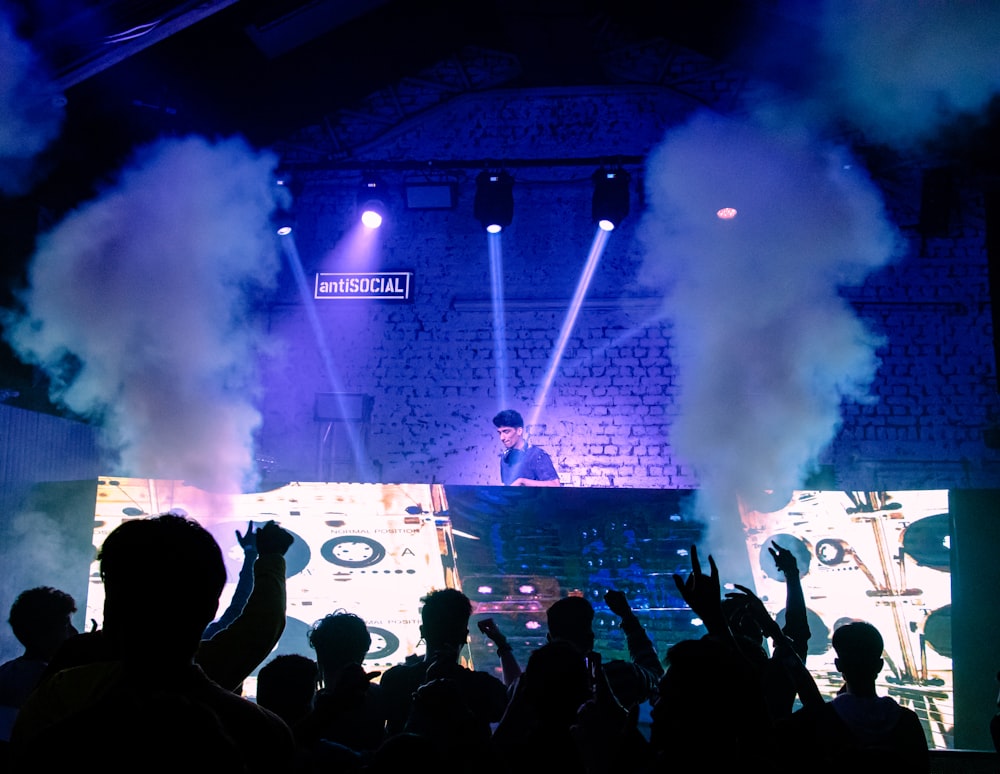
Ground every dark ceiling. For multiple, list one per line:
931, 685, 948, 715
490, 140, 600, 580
24, 0, 756, 188
8, 0, 999, 247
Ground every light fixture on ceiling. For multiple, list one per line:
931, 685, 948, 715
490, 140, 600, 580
273, 169, 296, 235
474, 169, 514, 233
591, 167, 630, 232
273, 209, 295, 236
358, 177, 387, 229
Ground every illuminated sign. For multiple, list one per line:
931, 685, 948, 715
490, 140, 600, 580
314, 271, 414, 301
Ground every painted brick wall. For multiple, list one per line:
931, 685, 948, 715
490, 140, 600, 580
258, 79, 1000, 492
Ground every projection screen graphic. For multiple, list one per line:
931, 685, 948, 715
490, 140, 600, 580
85, 479, 951, 747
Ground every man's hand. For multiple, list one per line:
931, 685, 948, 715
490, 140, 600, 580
235, 521, 258, 554
672, 544, 725, 631
672, 545, 720, 609
769, 541, 800, 578
255, 520, 294, 556
477, 617, 508, 646
603, 589, 632, 619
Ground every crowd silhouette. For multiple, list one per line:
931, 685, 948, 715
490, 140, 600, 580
0, 511, 965, 772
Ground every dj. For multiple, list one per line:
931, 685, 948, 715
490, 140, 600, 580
492, 409, 561, 487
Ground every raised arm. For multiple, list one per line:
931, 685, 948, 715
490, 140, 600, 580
477, 617, 522, 686
196, 520, 293, 692
202, 521, 258, 640
604, 588, 664, 687
726, 582, 824, 713
769, 541, 810, 662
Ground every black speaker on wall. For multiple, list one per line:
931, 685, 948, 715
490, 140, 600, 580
314, 393, 373, 422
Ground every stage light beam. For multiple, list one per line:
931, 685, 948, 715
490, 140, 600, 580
530, 226, 612, 425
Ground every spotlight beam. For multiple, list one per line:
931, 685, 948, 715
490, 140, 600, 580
530, 227, 611, 425
279, 235, 374, 481
488, 232, 510, 408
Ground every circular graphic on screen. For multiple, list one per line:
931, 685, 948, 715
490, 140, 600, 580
815, 538, 849, 567
367, 626, 401, 660
759, 533, 813, 579
321, 536, 387, 568
924, 604, 951, 658
209, 520, 311, 578
901, 514, 950, 572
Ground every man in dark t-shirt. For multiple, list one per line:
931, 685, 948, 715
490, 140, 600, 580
492, 409, 561, 486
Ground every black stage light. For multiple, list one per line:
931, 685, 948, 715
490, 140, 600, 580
592, 167, 631, 232
273, 209, 295, 236
358, 178, 388, 229
474, 170, 514, 233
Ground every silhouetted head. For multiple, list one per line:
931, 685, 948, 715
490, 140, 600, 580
546, 595, 595, 653
720, 596, 769, 666
257, 653, 318, 726
308, 610, 372, 681
98, 512, 226, 659
418, 588, 472, 654
652, 636, 767, 764
721, 595, 765, 644
832, 620, 885, 683
8, 585, 78, 659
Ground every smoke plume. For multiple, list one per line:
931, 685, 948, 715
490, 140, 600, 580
2, 135, 284, 493
638, 0, 1000, 566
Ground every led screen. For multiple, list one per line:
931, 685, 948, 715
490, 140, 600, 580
85, 479, 952, 747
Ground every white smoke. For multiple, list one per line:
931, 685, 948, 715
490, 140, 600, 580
639, 0, 1000, 567
2, 135, 284, 493
740, 0, 1000, 152
812, 0, 1000, 151
0, 505, 92, 662
638, 111, 902, 565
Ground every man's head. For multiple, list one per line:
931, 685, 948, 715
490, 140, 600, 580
545, 594, 595, 653
493, 409, 525, 452
308, 610, 372, 678
98, 512, 227, 659
418, 588, 472, 654
257, 653, 318, 724
8, 586, 78, 658
832, 620, 885, 683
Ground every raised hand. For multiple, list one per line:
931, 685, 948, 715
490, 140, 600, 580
255, 520, 294, 556
672, 544, 726, 633
477, 617, 508, 646
672, 545, 719, 609
768, 541, 800, 578
235, 520, 258, 553
603, 589, 633, 619
477, 616, 521, 684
